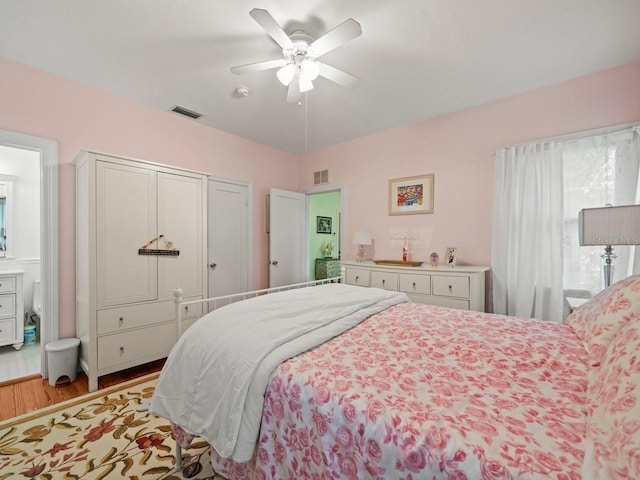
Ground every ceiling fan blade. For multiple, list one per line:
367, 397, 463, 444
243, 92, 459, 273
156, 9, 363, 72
317, 62, 360, 88
310, 18, 362, 57
249, 8, 294, 49
231, 58, 288, 75
287, 76, 302, 104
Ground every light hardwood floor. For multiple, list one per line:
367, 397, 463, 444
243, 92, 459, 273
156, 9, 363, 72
0, 359, 165, 421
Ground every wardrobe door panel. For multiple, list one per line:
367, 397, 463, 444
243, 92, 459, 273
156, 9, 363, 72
96, 161, 158, 307
156, 172, 204, 300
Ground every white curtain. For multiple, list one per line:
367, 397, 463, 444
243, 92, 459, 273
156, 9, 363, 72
492, 141, 565, 322
563, 128, 640, 295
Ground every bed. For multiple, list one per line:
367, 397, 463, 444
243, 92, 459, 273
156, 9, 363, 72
149, 274, 640, 479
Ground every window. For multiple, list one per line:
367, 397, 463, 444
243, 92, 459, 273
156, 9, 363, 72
562, 131, 640, 296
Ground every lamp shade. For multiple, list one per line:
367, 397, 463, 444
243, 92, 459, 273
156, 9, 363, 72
276, 64, 297, 86
298, 74, 314, 93
352, 231, 372, 246
300, 59, 319, 80
579, 204, 640, 246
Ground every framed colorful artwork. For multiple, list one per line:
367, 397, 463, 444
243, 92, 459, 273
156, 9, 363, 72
388, 174, 434, 215
316, 216, 332, 234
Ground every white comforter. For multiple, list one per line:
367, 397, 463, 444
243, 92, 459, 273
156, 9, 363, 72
149, 283, 408, 462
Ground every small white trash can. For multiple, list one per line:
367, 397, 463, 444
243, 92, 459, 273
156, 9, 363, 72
45, 338, 80, 387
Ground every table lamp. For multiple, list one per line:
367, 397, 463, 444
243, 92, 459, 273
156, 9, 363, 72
578, 204, 640, 288
352, 231, 372, 262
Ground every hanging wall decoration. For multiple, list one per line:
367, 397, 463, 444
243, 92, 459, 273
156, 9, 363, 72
138, 235, 180, 256
389, 174, 434, 215
316, 216, 332, 234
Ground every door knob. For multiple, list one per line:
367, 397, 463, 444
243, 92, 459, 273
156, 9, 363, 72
209, 263, 217, 269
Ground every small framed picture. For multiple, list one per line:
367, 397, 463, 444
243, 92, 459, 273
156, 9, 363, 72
445, 247, 457, 267
389, 174, 434, 216
316, 216, 332, 234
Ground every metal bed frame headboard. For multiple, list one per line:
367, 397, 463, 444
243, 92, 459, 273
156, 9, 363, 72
172, 273, 345, 339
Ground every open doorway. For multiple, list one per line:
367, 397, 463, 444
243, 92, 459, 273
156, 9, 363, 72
308, 191, 341, 279
304, 184, 345, 281
267, 184, 345, 287
0, 146, 40, 382
0, 129, 58, 383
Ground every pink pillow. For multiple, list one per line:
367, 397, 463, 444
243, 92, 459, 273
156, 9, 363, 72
566, 274, 640, 366
583, 317, 640, 478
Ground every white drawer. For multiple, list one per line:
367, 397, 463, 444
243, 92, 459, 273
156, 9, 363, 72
371, 271, 398, 291
0, 277, 16, 294
432, 276, 470, 298
97, 322, 176, 370
97, 297, 202, 335
0, 294, 16, 317
346, 268, 371, 287
427, 296, 470, 310
0, 318, 15, 342
399, 273, 431, 295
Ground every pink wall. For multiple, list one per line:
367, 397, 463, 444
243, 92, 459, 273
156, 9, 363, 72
0, 56, 298, 338
1, 55, 639, 338
300, 61, 640, 267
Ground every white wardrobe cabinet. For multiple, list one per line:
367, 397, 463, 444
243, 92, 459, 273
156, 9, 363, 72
75, 152, 207, 392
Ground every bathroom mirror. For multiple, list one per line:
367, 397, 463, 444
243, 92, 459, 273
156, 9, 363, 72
0, 178, 13, 257
0, 197, 5, 250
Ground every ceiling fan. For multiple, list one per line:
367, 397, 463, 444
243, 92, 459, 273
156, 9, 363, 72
231, 9, 362, 104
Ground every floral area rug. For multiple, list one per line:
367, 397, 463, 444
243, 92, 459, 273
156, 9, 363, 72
0, 373, 225, 480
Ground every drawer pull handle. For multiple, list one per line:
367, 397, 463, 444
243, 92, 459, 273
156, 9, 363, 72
184, 306, 189, 313
120, 346, 125, 356
119, 316, 124, 326
355, 276, 359, 282
412, 282, 416, 289
449, 285, 453, 292
382, 279, 385, 286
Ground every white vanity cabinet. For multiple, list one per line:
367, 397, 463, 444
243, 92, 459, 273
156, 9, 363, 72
0, 270, 24, 350
342, 261, 489, 311
75, 152, 207, 391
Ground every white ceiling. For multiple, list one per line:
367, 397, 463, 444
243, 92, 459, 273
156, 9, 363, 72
1, 0, 639, 154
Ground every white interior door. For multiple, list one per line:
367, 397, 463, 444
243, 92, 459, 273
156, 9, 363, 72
269, 188, 307, 288
209, 178, 251, 300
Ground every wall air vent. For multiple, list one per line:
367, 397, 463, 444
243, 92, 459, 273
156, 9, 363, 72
314, 170, 329, 185
170, 105, 203, 120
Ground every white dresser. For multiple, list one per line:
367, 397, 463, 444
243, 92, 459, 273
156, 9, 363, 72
0, 269, 24, 350
75, 152, 207, 391
342, 261, 489, 311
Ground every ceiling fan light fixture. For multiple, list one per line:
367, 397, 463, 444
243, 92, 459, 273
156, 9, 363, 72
299, 75, 314, 93
300, 59, 319, 80
276, 64, 297, 86
233, 9, 362, 102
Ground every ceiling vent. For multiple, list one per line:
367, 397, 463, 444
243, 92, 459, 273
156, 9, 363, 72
170, 105, 203, 120
314, 170, 329, 185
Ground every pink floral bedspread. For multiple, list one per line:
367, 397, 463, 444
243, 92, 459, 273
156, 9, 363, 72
174, 303, 589, 479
